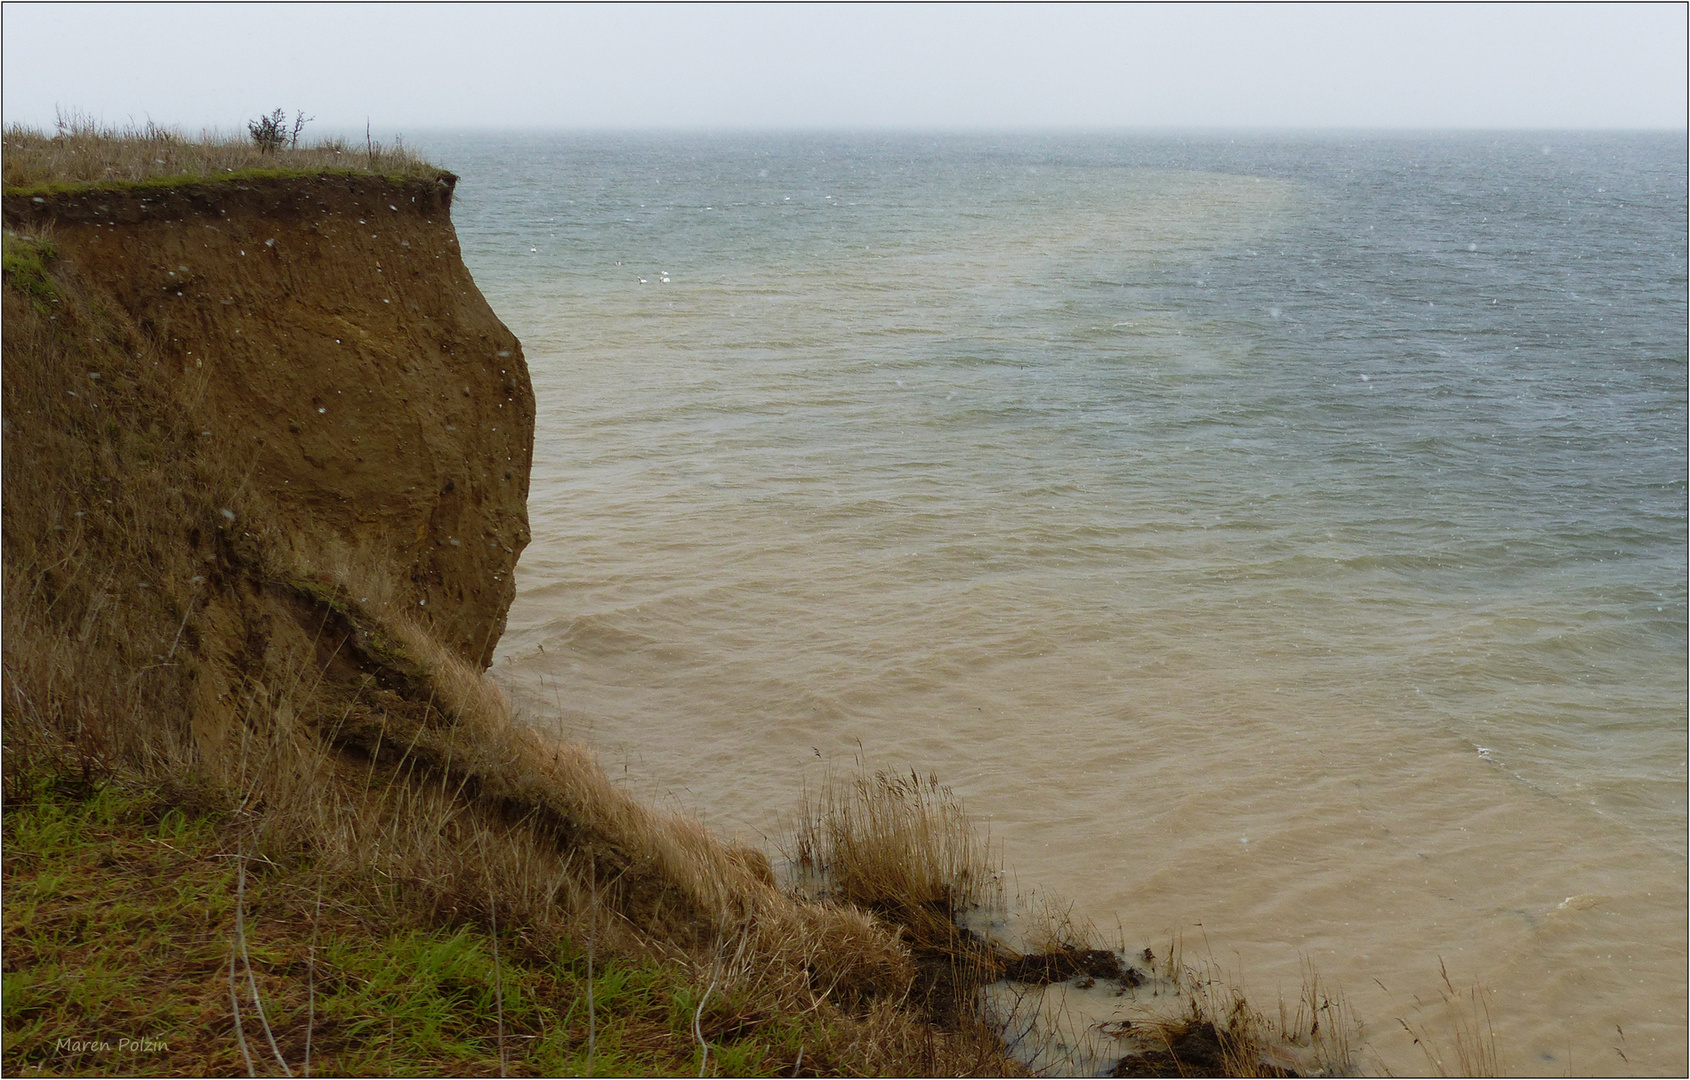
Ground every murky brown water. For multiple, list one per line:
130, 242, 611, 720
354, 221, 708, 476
432, 131, 1688, 1074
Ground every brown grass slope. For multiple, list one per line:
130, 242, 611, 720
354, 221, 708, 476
2, 161, 1016, 1074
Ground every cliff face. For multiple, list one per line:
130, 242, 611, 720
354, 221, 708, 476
3, 174, 533, 668
2, 167, 791, 960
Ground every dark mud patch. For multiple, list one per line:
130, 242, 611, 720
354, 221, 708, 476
1000, 946, 1144, 988
899, 923, 1002, 1030
911, 937, 1148, 1029
910, 948, 988, 1030
1108, 1019, 1298, 1078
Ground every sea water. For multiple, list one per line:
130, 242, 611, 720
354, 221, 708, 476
420, 131, 1687, 1074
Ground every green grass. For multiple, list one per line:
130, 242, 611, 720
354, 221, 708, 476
0, 763, 823, 1077
3, 166, 449, 200
0, 235, 59, 309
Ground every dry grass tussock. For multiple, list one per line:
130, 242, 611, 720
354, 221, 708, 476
789, 768, 1001, 951
2, 110, 437, 191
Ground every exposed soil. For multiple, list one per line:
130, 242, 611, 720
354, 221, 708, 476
999, 945, 1144, 988
4, 173, 535, 669
1109, 1019, 1299, 1078
909, 929, 1149, 1034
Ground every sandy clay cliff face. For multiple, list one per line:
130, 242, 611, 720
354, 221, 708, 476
5, 173, 536, 668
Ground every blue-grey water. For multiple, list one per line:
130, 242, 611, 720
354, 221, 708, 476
424, 131, 1686, 1074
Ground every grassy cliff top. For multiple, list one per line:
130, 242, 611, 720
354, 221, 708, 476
2, 117, 444, 194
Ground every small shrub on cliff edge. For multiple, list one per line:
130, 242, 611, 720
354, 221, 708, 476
247, 109, 313, 154
247, 108, 287, 153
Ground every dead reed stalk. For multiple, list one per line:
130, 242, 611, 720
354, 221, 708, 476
1397, 959, 1501, 1077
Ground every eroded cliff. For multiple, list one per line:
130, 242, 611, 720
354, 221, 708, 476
4, 172, 533, 669
2, 167, 812, 966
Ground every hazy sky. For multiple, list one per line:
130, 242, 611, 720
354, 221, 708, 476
3, 3, 1685, 133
